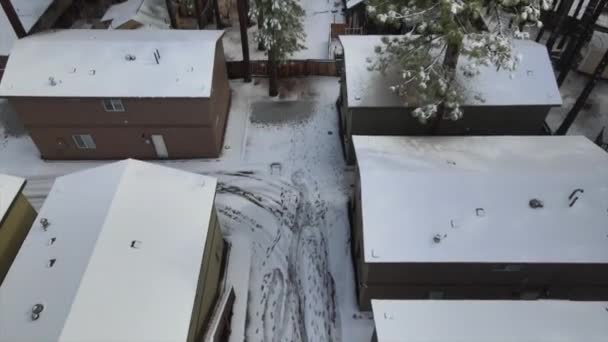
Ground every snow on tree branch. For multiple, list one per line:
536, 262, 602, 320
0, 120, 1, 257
252, 0, 307, 62
366, 0, 552, 124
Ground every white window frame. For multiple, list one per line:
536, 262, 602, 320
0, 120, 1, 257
102, 99, 125, 112
72, 134, 97, 150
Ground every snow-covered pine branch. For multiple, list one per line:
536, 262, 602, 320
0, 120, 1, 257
252, 0, 306, 95
252, 0, 307, 62
366, 0, 552, 124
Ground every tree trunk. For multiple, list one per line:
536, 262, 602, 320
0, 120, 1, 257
165, 0, 178, 28
257, 8, 266, 51
268, 49, 279, 97
194, 0, 204, 28
0, 0, 26, 38
213, 0, 223, 29
429, 41, 461, 134
237, 0, 251, 82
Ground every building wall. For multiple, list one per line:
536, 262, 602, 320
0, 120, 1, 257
26, 126, 222, 159
188, 207, 225, 342
8, 43, 231, 160
0, 194, 37, 285
342, 97, 552, 164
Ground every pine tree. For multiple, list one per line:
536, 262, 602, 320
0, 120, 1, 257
366, 0, 552, 128
253, 0, 306, 96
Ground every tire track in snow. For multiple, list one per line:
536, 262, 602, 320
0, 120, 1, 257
216, 170, 339, 342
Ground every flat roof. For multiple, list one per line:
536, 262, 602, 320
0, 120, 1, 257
372, 300, 608, 342
353, 135, 608, 264
340, 35, 562, 108
101, 0, 171, 29
0, 173, 26, 223
0, 29, 224, 98
0, 0, 53, 56
0, 159, 218, 342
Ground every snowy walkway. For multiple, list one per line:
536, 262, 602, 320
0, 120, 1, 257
0, 77, 373, 342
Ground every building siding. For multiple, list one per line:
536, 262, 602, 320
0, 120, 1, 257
27, 126, 222, 159
0, 194, 37, 285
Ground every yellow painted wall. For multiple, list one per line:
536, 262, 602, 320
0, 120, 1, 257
188, 207, 226, 342
0, 194, 37, 285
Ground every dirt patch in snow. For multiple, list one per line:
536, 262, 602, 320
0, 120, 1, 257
250, 101, 315, 126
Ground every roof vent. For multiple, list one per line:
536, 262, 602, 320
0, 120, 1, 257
125, 54, 136, 61
529, 199, 543, 209
48, 77, 57, 86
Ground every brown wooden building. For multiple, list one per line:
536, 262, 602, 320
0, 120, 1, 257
338, 36, 562, 164
0, 29, 231, 160
352, 135, 608, 310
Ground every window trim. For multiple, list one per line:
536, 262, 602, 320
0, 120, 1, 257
72, 134, 97, 150
102, 98, 125, 112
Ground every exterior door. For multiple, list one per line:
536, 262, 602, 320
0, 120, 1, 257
151, 134, 169, 159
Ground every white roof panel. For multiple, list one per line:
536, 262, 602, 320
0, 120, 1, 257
340, 35, 562, 108
0, 29, 224, 98
101, 0, 171, 29
0, 0, 53, 56
0, 173, 26, 223
346, 0, 365, 9
353, 135, 608, 264
0, 159, 218, 342
372, 300, 608, 342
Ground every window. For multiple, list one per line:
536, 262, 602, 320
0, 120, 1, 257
102, 99, 125, 112
72, 134, 96, 150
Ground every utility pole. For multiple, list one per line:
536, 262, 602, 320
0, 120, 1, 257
557, 0, 608, 85
555, 46, 608, 135
165, 0, 178, 29
237, 0, 251, 82
0, 0, 26, 38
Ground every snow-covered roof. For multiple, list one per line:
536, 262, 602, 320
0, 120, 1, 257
371, 300, 608, 342
346, 0, 365, 9
0, 159, 218, 342
0, 0, 53, 56
101, 0, 170, 29
353, 135, 608, 264
0, 29, 224, 98
340, 35, 562, 108
0, 173, 26, 224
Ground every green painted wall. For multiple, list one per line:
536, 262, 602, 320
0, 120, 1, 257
0, 194, 37, 285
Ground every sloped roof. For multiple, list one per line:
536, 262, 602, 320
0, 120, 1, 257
101, 0, 171, 29
339, 35, 562, 108
0, 173, 26, 224
0, 0, 53, 56
353, 135, 608, 264
0, 159, 218, 342
0, 29, 224, 98
372, 300, 608, 342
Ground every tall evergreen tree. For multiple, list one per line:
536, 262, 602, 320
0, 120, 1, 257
253, 0, 306, 96
366, 0, 552, 128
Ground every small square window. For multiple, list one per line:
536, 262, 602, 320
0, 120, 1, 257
102, 99, 125, 112
72, 134, 96, 149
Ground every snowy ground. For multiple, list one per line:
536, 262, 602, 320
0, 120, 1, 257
0, 77, 374, 342
546, 71, 608, 139
216, 0, 345, 61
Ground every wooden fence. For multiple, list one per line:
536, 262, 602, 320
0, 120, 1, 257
226, 59, 339, 79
